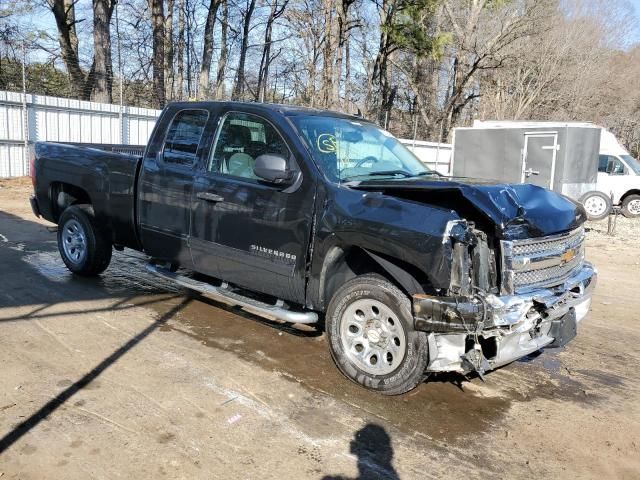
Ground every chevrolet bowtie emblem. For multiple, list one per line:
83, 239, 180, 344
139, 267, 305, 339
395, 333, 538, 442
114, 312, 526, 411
561, 248, 576, 264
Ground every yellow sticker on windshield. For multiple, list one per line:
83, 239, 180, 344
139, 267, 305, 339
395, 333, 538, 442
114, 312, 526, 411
317, 133, 337, 153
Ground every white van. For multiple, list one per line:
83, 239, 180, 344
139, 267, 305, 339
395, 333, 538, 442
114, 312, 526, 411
582, 129, 640, 219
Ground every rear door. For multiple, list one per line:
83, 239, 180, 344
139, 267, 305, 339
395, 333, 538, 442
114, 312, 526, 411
521, 132, 558, 188
189, 109, 316, 304
138, 106, 214, 266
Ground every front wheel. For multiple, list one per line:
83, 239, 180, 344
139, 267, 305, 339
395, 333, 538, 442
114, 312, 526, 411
57, 205, 112, 276
622, 194, 640, 218
325, 274, 429, 395
580, 191, 612, 221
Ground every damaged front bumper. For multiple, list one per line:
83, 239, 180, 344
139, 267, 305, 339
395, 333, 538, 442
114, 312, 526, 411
413, 262, 597, 374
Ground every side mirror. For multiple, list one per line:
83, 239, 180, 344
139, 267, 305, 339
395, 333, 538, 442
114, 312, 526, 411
254, 154, 293, 184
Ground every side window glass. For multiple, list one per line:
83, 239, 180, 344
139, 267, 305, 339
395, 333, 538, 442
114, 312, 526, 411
598, 155, 609, 173
607, 157, 625, 175
163, 110, 209, 167
209, 112, 290, 179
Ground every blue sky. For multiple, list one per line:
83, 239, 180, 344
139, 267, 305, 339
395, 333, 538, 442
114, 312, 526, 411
631, 0, 640, 44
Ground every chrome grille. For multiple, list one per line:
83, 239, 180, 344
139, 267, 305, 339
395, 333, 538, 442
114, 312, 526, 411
501, 227, 585, 294
511, 228, 584, 257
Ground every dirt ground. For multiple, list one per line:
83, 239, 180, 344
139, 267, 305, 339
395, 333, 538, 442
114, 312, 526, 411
0, 177, 639, 480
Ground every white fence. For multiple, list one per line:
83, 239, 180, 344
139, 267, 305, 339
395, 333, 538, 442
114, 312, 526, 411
0, 90, 160, 178
0, 91, 452, 178
400, 139, 452, 175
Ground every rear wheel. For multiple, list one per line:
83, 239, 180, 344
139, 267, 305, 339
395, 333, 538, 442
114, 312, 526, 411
622, 194, 640, 218
57, 205, 112, 276
325, 274, 429, 395
580, 191, 611, 221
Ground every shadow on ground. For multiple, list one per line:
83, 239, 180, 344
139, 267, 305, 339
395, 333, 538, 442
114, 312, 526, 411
0, 209, 625, 447
322, 424, 400, 480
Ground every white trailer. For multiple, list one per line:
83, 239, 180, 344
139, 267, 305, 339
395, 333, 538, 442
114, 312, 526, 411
451, 121, 640, 219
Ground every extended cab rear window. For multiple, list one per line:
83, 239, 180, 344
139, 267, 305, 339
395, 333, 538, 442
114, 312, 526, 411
163, 109, 209, 167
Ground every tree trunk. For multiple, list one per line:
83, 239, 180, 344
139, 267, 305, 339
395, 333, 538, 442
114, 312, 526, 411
232, 0, 256, 100
344, 26, 350, 109
92, 0, 116, 103
256, 1, 276, 102
185, 0, 195, 98
332, 0, 353, 108
214, 0, 228, 99
256, 0, 287, 102
199, 0, 221, 99
149, 0, 165, 108
369, 0, 395, 124
47, 0, 90, 100
176, 0, 185, 100
164, 0, 175, 100
320, 0, 334, 108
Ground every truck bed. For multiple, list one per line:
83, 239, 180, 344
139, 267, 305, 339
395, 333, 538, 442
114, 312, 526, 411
32, 142, 143, 250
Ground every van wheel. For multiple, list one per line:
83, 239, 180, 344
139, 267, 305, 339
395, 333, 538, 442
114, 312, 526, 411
57, 205, 112, 276
325, 274, 429, 395
580, 192, 611, 221
622, 194, 640, 218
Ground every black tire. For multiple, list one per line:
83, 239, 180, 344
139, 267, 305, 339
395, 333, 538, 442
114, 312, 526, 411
325, 274, 429, 395
621, 194, 640, 218
580, 191, 612, 221
57, 205, 112, 276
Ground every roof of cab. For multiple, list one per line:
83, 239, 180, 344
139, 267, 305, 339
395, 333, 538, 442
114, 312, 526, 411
164, 100, 366, 122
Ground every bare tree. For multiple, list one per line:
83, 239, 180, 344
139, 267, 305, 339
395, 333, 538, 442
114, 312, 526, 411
283, 0, 324, 106
198, 0, 222, 99
46, 0, 90, 100
232, 0, 257, 99
331, 0, 356, 108
214, 0, 229, 99
256, 0, 289, 102
176, 0, 185, 99
5, 0, 638, 157
149, 0, 165, 107
92, 0, 116, 103
164, 0, 175, 100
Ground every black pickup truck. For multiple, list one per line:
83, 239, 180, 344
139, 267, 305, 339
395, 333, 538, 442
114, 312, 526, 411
30, 102, 596, 394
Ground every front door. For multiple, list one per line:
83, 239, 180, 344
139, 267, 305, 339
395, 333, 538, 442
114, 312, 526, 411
521, 132, 558, 189
189, 110, 316, 304
597, 154, 632, 204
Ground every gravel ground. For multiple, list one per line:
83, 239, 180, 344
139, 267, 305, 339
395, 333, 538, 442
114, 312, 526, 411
586, 214, 640, 243
1, 177, 639, 479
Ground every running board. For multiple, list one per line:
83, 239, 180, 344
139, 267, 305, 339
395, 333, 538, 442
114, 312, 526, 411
145, 264, 318, 324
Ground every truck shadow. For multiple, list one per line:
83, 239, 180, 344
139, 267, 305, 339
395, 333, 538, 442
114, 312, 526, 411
0, 211, 198, 454
0, 296, 192, 454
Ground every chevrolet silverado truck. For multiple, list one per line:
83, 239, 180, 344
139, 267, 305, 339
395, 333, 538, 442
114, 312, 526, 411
30, 102, 597, 395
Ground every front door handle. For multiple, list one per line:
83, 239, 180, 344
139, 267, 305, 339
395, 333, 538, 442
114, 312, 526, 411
524, 168, 540, 177
197, 192, 224, 202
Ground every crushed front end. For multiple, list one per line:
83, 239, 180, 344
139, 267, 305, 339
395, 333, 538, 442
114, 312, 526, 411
413, 225, 596, 375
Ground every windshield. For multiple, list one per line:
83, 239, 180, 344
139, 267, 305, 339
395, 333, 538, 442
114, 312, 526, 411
289, 115, 433, 182
620, 154, 640, 175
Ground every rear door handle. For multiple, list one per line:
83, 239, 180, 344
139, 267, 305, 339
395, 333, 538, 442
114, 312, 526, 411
197, 192, 224, 202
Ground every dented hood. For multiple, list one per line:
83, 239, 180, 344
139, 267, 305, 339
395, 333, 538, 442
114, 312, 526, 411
350, 176, 587, 239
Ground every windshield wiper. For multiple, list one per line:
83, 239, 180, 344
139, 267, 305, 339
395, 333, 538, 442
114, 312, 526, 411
414, 171, 442, 177
366, 170, 414, 177
341, 170, 425, 182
